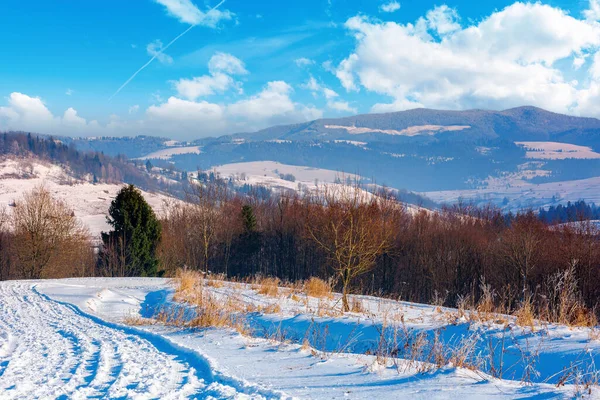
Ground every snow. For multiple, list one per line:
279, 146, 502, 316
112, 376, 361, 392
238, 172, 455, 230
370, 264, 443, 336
214, 161, 357, 184
424, 174, 600, 211
0, 157, 175, 238
137, 146, 202, 160
516, 141, 600, 160
0, 280, 279, 399
1, 278, 597, 398
324, 124, 470, 136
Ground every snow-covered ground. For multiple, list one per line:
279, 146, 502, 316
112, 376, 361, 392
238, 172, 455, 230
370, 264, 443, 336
424, 173, 600, 211
0, 157, 175, 238
212, 161, 365, 197
213, 161, 359, 185
1, 278, 598, 399
516, 141, 600, 160
137, 146, 202, 160
323, 125, 471, 137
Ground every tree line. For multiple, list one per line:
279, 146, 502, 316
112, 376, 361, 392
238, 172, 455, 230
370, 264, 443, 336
2, 164, 600, 320
0, 132, 185, 195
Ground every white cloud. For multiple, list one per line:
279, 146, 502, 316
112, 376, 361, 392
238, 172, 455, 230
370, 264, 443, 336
173, 53, 246, 100
300, 78, 357, 113
573, 56, 586, 70
147, 40, 174, 65
0, 93, 102, 135
327, 100, 357, 113
323, 88, 338, 100
154, 0, 232, 27
174, 73, 236, 99
65, 89, 74, 96
301, 76, 321, 94
0, 82, 322, 139
380, 1, 400, 13
424, 5, 460, 36
336, 2, 600, 115
585, 0, 600, 21
295, 57, 315, 67
208, 52, 248, 75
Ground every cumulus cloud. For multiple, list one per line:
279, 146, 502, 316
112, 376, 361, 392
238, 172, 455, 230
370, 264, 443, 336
0, 82, 322, 139
0, 93, 102, 135
147, 40, 174, 64
380, 1, 400, 13
154, 0, 232, 27
173, 52, 246, 100
208, 52, 248, 75
336, 2, 600, 114
585, 0, 600, 21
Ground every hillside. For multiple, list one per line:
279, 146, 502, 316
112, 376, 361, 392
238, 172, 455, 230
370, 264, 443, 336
0, 156, 176, 238
48, 105, 600, 210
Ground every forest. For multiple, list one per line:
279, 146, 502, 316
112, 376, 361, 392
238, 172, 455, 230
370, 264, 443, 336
1, 172, 599, 322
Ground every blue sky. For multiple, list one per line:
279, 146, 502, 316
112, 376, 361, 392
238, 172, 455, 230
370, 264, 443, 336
1, 0, 600, 139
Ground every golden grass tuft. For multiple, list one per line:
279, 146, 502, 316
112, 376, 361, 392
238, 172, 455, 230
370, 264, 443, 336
122, 314, 152, 326
304, 277, 332, 299
257, 277, 280, 297
173, 269, 203, 302
514, 296, 535, 329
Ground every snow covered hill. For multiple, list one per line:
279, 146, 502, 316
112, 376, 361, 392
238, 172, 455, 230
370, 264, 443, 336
1, 278, 597, 399
0, 157, 175, 238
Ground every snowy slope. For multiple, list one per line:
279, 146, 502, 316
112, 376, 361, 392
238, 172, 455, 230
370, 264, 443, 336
0, 157, 176, 238
1, 278, 596, 399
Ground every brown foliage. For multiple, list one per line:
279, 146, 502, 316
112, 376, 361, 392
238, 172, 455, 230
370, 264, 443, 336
9, 185, 93, 279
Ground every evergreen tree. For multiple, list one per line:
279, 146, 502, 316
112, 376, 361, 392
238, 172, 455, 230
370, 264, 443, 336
100, 185, 162, 276
235, 205, 260, 275
241, 205, 257, 233
145, 160, 153, 173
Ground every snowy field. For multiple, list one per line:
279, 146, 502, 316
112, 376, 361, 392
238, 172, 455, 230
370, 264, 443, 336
424, 174, 600, 211
1, 278, 598, 399
516, 142, 600, 160
136, 146, 202, 160
323, 124, 471, 137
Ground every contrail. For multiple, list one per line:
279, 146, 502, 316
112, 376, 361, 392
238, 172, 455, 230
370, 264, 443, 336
109, 0, 226, 101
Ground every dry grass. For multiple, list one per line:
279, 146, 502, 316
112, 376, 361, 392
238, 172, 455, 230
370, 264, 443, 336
122, 314, 153, 326
257, 277, 280, 297
173, 269, 203, 302
514, 296, 536, 329
206, 275, 225, 288
350, 297, 365, 313
304, 277, 332, 299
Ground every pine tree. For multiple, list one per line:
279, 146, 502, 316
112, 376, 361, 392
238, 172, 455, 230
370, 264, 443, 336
145, 160, 153, 173
241, 205, 257, 233
100, 185, 162, 276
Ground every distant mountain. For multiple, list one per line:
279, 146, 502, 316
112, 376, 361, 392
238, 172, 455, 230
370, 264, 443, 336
235, 106, 600, 146
60, 106, 600, 209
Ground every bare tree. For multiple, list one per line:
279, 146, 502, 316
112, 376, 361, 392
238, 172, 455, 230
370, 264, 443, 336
307, 184, 394, 311
499, 213, 544, 297
11, 185, 91, 279
187, 177, 228, 273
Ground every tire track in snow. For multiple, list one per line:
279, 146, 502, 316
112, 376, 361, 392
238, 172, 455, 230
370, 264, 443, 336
0, 281, 274, 399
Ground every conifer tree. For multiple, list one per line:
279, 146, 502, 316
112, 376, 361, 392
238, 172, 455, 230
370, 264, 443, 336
100, 185, 161, 276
